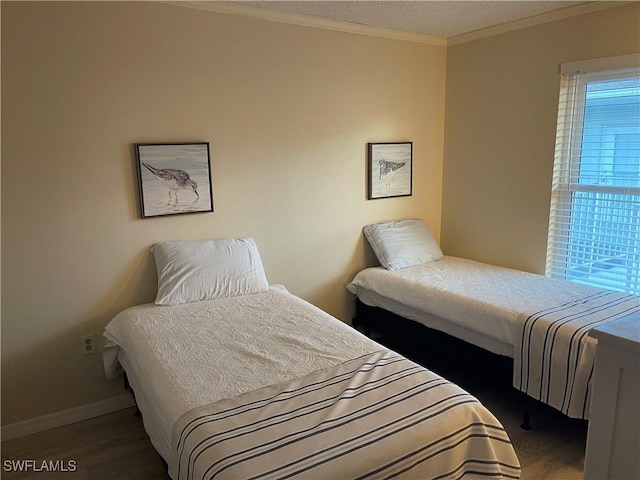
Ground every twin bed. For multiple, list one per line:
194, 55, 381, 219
103, 237, 520, 479
347, 219, 639, 420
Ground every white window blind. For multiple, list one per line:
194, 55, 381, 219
546, 58, 640, 294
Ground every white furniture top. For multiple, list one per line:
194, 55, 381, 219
589, 312, 640, 351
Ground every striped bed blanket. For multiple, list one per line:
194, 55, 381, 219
514, 290, 639, 419
170, 350, 520, 480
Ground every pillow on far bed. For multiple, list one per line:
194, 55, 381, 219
151, 238, 269, 305
364, 219, 443, 270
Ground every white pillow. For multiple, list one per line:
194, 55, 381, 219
363, 219, 443, 270
151, 238, 269, 305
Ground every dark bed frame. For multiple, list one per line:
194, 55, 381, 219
352, 298, 535, 430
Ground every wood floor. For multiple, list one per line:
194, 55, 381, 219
1, 408, 169, 480
2, 340, 587, 479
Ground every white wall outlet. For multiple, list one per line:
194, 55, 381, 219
81, 334, 96, 355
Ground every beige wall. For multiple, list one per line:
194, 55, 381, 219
442, 3, 640, 273
1, 2, 446, 424
4, 0, 638, 428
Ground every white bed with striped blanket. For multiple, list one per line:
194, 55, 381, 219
104, 285, 520, 479
347, 256, 640, 419
514, 290, 639, 419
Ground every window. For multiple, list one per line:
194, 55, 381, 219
546, 55, 640, 295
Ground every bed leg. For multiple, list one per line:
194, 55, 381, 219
521, 394, 532, 430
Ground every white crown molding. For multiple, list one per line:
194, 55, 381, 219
160, 1, 630, 47
159, 1, 447, 46
1, 394, 135, 441
447, 1, 631, 46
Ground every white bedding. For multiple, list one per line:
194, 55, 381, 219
103, 285, 381, 461
347, 256, 603, 355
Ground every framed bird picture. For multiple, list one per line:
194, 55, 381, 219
135, 142, 214, 218
368, 142, 412, 199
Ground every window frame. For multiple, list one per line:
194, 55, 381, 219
546, 57, 640, 294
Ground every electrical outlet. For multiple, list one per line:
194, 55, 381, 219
81, 334, 95, 355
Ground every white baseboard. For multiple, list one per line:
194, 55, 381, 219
1, 394, 135, 441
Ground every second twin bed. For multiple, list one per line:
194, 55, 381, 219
348, 219, 639, 420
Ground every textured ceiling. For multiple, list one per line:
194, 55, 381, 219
235, 1, 587, 38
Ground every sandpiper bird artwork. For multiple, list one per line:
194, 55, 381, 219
142, 162, 199, 200
369, 142, 412, 199
377, 157, 409, 193
379, 158, 406, 179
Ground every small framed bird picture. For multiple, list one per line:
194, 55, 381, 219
135, 142, 214, 218
368, 142, 412, 199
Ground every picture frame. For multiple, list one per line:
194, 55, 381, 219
368, 142, 413, 199
135, 142, 214, 218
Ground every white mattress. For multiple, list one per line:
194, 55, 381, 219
103, 285, 381, 461
347, 256, 602, 357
